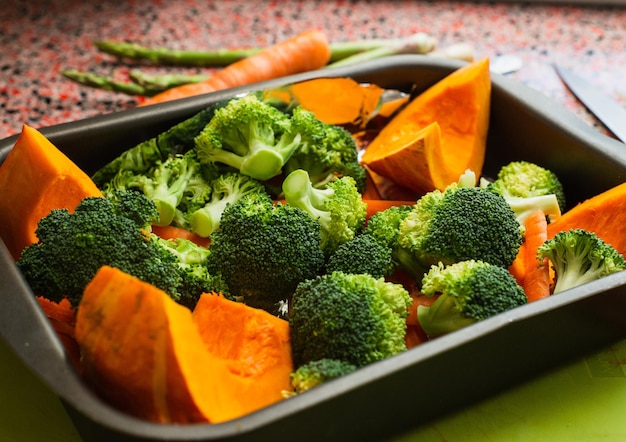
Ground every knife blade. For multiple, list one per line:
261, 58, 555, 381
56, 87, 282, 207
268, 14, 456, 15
554, 64, 626, 143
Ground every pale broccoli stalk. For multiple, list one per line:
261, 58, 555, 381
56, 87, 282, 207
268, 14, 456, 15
188, 172, 267, 237
485, 161, 566, 231
194, 94, 301, 181
282, 169, 367, 254
537, 229, 626, 294
101, 150, 213, 227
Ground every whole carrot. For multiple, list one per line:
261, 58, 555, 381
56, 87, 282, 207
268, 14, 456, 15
140, 30, 331, 106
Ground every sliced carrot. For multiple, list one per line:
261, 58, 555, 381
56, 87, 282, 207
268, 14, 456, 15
151, 224, 211, 248
518, 209, 551, 302
363, 199, 415, 220
141, 30, 331, 106
36, 296, 81, 370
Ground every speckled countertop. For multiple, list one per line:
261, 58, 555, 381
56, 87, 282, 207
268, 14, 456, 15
2, 1, 626, 441
1, 0, 625, 141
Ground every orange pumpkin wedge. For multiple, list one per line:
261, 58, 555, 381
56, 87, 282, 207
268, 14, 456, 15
546, 182, 626, 256
76, 266, 254, 424
0, 124, 102, 260
193, 293, 293, 404
361, 58, 491, 193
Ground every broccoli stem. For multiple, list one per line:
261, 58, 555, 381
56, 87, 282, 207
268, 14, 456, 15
282, 169, 333, 229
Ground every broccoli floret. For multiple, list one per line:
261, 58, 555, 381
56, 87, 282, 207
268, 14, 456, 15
152, 235, 230, 309
101, 150, 217, 227
16, 191, 182, 307
289, 271, 411, 368
364, 204, 414, 272
284, 106, 367, 192
206, 193, 326, 313
185, 172, 268, 238
485, 161, 566, 229
417, 260, 528, 337
194, 94, 301, 181
325, 233, 394, 278
397, 185, 523, 282
537, 228, 626, 294
289, 359, 357, 394
91, 103, 223, 186
282, 169, 367, 254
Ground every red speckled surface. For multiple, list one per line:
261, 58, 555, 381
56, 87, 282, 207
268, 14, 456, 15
1, 0, 625, 141
2, 1, 626, 442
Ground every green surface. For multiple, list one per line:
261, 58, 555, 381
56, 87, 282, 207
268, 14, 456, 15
2, 335, 626, 442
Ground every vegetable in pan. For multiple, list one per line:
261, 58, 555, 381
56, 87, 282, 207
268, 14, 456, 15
537, 228, 626, 294
417, 260, 528, 338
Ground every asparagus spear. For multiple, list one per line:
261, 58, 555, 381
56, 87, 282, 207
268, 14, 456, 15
60, 69, 154, 95
93, 33, 438, 67
129, 70, 210, 90
327, 32, 437, 67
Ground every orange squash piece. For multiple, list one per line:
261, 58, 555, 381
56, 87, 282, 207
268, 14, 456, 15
361, 58, 491, 193
0, 124, 102, 260
75, 266, 292, 424
362, 122, 443, 193
192, 293, 293, 404
546, 182, 626, 256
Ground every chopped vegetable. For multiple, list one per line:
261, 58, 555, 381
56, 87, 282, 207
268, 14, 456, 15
362, 58, 491, 193
192, 293, 293, 407
484, 160, 565, 230
194, 94, 301, 181
288, 359, 357, 395
75, 266, 287, 424
282, 169, 367, 254
397, 184, 523, 283
417, 260, 527, 337
206, 192, 325, 313
289, 271, 411, 368
0, 125, 102, 260
537, 228, 626, 294
324, 233, 394, 278
546, 182, 626, 257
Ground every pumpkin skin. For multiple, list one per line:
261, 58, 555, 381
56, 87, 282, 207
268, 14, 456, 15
0, 124, 102, 260
362, 58, 491, 193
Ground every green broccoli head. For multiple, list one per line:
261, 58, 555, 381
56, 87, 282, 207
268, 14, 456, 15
184, 171, 268, 238
289, 271, 411, 368
364, 204, 414, 271
16, 191, 182, 307
417, 260, 528, 337
290, 359, 357, 394
537, 228, 626, 294
285, 106, 367, 192
92, 103, 222, 188
194, 94, 301, 181
324, 233, 394, 278
282, 169, 367, 254
486, 161, 566, 229
397, 185, 523, 281
101, 150, 217, 227
151, 235, 231, 309
206, 193, 326, 313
